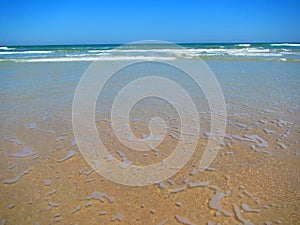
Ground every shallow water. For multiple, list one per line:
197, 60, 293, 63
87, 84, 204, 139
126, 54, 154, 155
0, 59, 299, 224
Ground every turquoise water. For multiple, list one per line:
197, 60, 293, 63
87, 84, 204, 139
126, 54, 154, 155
0, 43, 300, 62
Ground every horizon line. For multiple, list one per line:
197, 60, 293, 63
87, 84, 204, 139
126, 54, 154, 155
1, 41, 300, 47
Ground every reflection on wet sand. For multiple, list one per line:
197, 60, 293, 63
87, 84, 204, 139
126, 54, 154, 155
0, 60, 299, 224
0, 109, 299, 224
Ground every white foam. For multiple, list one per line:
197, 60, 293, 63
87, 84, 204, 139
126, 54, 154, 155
87, 50, 104, 53
271, 43, 300, 47
0, 46, 14, 50
4, 56, 176, 62
183, 47, 283, 58
236, 44, 251, 47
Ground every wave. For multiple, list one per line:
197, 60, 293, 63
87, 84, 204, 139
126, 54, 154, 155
0, 44, 299, 62
0, 56, 176, 62
1, 56, 299, 63
103, 48, 274, 56
0, 50, 52, 55
236, 44, 251, 47
87, 50, 104, 53
0, 46, 17, 50
271, 43, 300, 47
228, 52, 281, 57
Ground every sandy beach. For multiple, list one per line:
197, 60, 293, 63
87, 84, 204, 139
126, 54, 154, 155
0, 54, 299, 224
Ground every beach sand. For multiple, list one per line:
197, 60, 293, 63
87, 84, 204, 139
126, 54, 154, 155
0, 110, 299, 225
0, 60, 299, 224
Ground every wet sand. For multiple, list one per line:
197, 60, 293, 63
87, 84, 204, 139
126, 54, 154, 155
0, 109, 299, 225
0, 60, 299, 224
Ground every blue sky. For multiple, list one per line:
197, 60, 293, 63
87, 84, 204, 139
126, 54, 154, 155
0, 0, 299, 45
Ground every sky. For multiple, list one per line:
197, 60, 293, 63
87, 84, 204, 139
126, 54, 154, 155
0, 0, 299, 45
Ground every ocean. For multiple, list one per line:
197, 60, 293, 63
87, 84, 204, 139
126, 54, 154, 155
0, 42, 300, 62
